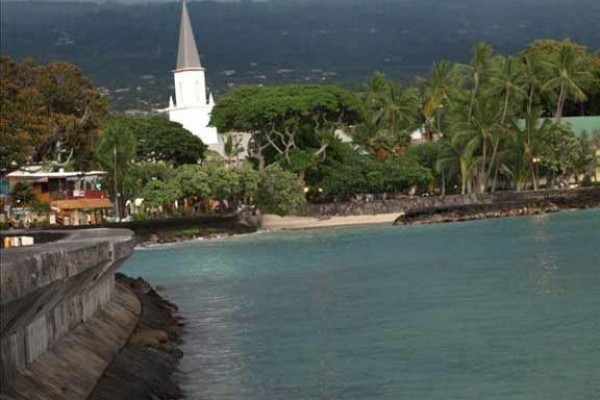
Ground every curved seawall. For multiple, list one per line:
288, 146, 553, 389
0, 229, 137, 399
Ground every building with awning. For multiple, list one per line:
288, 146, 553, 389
5, 167, 113, 226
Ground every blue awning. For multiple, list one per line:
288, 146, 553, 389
0, 179, 10, 196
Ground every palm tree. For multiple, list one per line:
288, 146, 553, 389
521, 53, 545, 115
544, 45, 592, 121
453, 130, 480, 195
481, 56, 527, 190
419, 60, 458, 140
223, 133, 244, 169
358, 74, 418, 155
461, 42, 494, 122
506, 108, 551, 190
489, 56, 526, 125
352, 120, 395, 158
452, 96, 502, 193
94, 119, 137, 218
372, 82, 418, 143
435, 141, 461, 196
10, 181, 36, 206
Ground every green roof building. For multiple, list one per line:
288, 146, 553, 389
517, 116, 600, 137
554, 116, 600, 137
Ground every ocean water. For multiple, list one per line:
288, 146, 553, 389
122, 209, 600, 400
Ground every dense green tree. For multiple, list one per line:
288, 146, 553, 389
205, 165, 241, 201
142, 179, 182, 210
132, 116, 207, 166
210, 86, 270, 169
235, 165, 262, 205
319, 150, 432, 196
122, 161, 176, 201
175, 165, 212, 200
0, 56, 108, 171
211, 84, 363, 170
538, 123, 586, 186
10, 182, 36, 207
256, 164, 305, 216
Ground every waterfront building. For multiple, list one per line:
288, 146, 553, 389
5, 166, 112, 226
167, 1, 221, 153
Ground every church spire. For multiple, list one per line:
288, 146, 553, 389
176, 1, 202, 71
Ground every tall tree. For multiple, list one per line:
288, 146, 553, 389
211, 84, 362, 171
520, 53, 545, 115
369, 76, 419, 145
489, 56, 526, 125
94, 116, 137, 217
131, 116, 207, 166
0, 56, 108, 171
356, 73, 419, 156
462, 43, 495, 122
543, 45, 592, 121
419, 60, 458, 140
520, 39, 595, 117
222, 133, 244, 169
505, 109, 548, 190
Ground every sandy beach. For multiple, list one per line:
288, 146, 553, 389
261, 213, 400, 230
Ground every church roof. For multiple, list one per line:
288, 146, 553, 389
176, 1, 202, 71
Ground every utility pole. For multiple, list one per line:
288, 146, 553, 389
113, 143, 120, 221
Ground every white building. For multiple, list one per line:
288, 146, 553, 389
168, 1, 221, 152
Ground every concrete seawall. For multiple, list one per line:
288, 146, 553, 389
0, 229, 136, 397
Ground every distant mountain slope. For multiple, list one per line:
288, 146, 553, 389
2, 0, 599, 110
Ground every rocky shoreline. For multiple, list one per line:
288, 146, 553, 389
87, 274, 184, 400
395, 201, 599, 226
136, 224, 256, 246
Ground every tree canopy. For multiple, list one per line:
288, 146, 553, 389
0, 56, 108, 171
211, 84, 363, 170
132, 116, 207, 166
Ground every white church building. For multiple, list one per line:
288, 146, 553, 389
167, 1, 221, 153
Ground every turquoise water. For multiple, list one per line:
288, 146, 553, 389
122, 210, 600, 400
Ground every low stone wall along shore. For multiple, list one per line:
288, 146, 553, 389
0, 229, 136, 399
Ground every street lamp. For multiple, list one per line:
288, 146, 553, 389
532, 157, 541, 191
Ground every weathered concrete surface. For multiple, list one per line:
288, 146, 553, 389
0, 285, 140, 400
0, 229, 136, 394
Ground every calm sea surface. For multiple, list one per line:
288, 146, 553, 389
122, 209, 600, 400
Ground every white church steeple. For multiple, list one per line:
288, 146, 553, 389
176, 0, 202, 71
168, 1, 219, 148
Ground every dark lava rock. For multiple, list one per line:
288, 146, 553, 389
87, 274, 183, 400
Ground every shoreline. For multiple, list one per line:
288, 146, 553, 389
133, 205, 600, 246
88, 274, 184, 400
262, 205, 599, 231
131, 188, 600, 245
261, 212, 401, 231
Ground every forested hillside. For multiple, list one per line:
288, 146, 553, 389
2, 0, 599, 110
